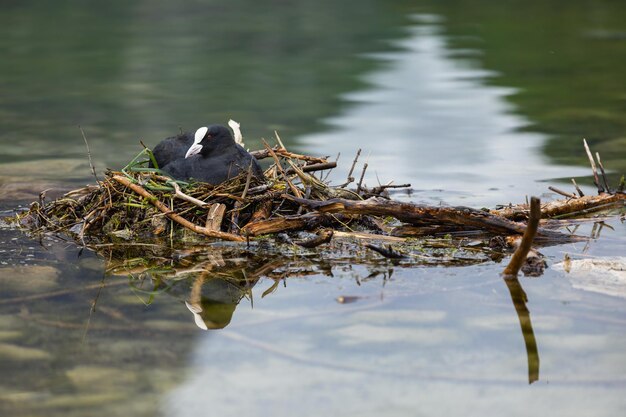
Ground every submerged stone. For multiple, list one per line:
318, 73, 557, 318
0, 343, 52, 360
0, 265, 60, 292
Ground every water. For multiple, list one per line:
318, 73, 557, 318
1, 1, 625, 416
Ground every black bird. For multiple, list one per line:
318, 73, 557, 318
151, 131, 194, 169
157, 125, 264, 185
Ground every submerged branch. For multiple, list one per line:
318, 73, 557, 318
503, 197, 541, 277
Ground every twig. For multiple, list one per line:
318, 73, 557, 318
231, 163, 255, 232
261, 139, 302, 198
322, 153, 340, 182
595, 152, 611, 193
369, 183, 412, 195
583, 139, 604, 193
503, 197, 541, 277
241, 162, 254, 200
274, 131, 286, 150
79, 125, 100, 185
548, 186, 577, 199
250, 147, 327, 164
571, 178, 584, 197
365, 244, 406, 259
171, 182, 207, 207
285, 162, 337, 175
112, 175, 244, 241
356, 162, 368, 194
340, 149, 361, 188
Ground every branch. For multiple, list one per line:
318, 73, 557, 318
503, 197, 541, 276
112, 175, 244, 242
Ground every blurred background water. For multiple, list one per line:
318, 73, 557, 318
1, 1, 625, 416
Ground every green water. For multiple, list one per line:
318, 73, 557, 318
1, 1, 625, 416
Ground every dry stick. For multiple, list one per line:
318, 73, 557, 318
112, 175, 244, 241
340, 148, 361, 188
285, 162, 337, 175
370, 183, 412, 195
79, 125, 100, 185
250, 147, 327, 164
548, 186, 577, 199
583, 139, 604, 193
171, 182, 208, 207
571, 178, 585, 197
274, 131, 286, 150
503, 197, 541, 277
356, 162, 368, 194
321, 153, 340, 183
261, 139, 302, 198
595, 152, 611, 193
231, 163, 254, 232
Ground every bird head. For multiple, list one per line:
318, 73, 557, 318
185, 125, 234, 158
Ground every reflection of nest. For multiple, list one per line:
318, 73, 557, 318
103, 245, 296, 330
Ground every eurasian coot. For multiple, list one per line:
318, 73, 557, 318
150, 131, 194, 169
158, 125, 264, 185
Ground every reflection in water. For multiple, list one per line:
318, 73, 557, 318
300, 19, 590, 206
503, 276, 540, 384
2, 215, 626, 416
103, 245, 276, 330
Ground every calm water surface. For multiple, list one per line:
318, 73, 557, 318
1, 1, 625, 416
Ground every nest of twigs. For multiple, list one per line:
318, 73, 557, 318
15, 139, 402, 244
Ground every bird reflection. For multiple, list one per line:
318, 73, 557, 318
101, 244, 297, 330
184, 274, 250, 330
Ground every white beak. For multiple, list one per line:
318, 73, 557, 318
185, 143, 203, 158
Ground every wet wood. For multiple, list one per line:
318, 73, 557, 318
288, 196, 575, 242
333, 230, 406, 243
492, 192, 625, 220
241, 212, 339, 236
365, 244, 406, 259
390, 224, 484, 237
205, 203, 226, 231
503, 197, 541, 277
249, 199, 273, 223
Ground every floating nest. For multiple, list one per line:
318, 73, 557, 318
12, 137, 625, 273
